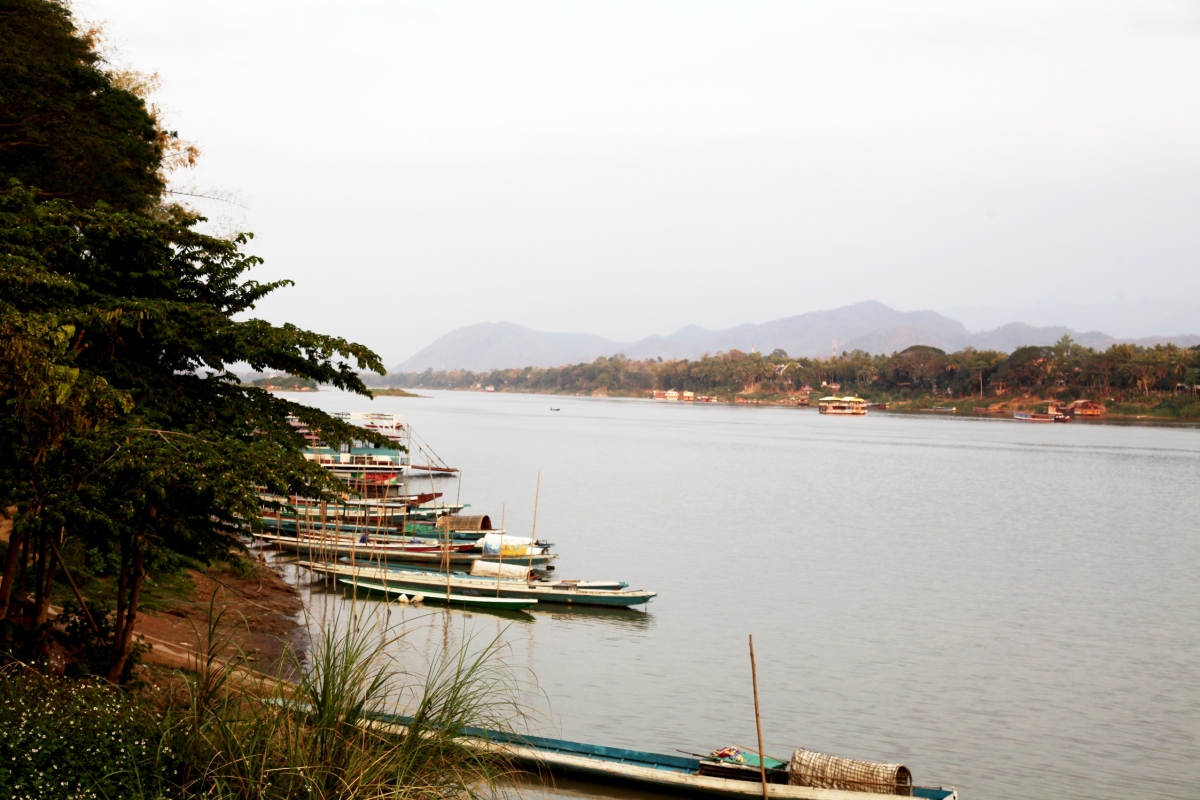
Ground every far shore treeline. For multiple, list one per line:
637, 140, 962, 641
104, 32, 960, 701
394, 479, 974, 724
377, 338, 1200, 418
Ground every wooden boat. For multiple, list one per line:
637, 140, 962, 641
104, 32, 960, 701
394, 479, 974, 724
1014, 411, 1066, 423
260, 531, 476, 553
252, 532, 558, 565
338, 578, 538, 611
302, 560, 655, 608
367, 716, 958, 800
817, 397, 867, 415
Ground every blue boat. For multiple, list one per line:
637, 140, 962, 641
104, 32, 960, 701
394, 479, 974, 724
371, 713, 957, 800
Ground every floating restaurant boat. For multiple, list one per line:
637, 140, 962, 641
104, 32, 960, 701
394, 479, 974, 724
817, 396, 868, 415
337, 578, 538, 611
302, 560, 655, 608
367, 715, 957, 800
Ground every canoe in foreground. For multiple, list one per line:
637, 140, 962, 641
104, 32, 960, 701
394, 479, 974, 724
485, 733, 957, 800
367, 715, 957, 800
338, 578, 538, 611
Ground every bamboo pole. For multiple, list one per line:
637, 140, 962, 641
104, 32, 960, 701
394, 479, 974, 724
529, 472, 541, 574
496, 503, 505, 597
750, 634, 768, 800
444, 502, 451, 603
46, 531, 99, 636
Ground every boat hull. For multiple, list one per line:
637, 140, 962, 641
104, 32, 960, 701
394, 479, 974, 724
498, 739, 955, 800
339, 578, 537, 611
253, 532, 557, 565
301, 561, 655, 607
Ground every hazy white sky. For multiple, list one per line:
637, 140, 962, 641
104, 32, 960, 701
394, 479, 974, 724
87, 1, 1200, 364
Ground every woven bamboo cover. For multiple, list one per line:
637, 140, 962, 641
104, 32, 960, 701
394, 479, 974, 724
788, 749, 912, 795
437, 515, 493, 531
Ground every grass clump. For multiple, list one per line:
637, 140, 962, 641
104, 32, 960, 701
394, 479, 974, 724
0, 607, 529, 800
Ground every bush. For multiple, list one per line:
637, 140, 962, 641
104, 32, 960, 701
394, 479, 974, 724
0, 666, 175, 800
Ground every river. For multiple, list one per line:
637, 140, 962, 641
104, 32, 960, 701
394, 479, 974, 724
275, 389, 1200, 800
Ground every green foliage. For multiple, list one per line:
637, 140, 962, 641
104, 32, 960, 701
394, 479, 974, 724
0, 665, 175, 800
0, 0, 165, 211
249, 374, 319, 391
166, 606, 524, 799
385, 339, 1200, 414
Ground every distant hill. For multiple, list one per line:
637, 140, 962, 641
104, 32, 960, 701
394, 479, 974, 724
394, 322, 620, 372
392, 301, 1200, 372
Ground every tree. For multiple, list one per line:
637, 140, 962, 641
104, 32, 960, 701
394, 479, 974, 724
0, 186, 387, 678
0, 0, 166, 210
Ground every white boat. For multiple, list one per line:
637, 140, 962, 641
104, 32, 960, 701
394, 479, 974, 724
817, 396, 867, 415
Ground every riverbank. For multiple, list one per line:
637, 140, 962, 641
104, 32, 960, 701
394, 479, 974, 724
398, 385, 1200, 421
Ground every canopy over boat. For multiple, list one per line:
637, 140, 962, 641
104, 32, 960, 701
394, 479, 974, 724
437, 514, 493, 532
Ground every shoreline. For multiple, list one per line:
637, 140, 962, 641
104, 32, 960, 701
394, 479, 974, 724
378, 387, 1200, 425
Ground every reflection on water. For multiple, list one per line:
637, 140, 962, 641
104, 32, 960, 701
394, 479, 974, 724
272, 389, 1200, 800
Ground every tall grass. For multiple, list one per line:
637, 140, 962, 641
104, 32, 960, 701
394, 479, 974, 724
169, 605, 530, 800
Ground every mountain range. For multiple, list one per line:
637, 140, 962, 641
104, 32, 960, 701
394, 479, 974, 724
392, 301, 1200, 373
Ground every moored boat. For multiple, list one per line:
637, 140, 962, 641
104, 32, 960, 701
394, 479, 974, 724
301, 560, 655, 608
338, 578, 538, 611
252, 531, 557, 565
368, 715, 957, 800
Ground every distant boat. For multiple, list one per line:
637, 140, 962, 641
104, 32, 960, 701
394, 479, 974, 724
818, 396, 867, 415
550, 407, 560, 411
929, 406, 957, 413
1013, 411, 1064, 423
338, 578, 538, 611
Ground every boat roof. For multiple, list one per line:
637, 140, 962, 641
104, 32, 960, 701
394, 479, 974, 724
818, 396, 866, 402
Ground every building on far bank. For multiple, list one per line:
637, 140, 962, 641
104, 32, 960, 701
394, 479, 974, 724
683, 391, 695, 401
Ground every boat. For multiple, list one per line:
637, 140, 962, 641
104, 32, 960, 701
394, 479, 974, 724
1067, 399, 1105, 417
252, 531, 558, 566
368, 715, 957, 800
927, 406, 957, 413
817, 397, 868, 415
338, 578, 538, 611
290, 412, 460, 487
1013, 411, 1068, 423
301, 560, 656, 608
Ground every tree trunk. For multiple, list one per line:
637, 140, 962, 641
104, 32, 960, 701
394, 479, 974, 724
34, 529, 61, 626
0, 524, 24, 621
111, 534, 130, 647
31, 533, 48, 626
107, 538, 144, 683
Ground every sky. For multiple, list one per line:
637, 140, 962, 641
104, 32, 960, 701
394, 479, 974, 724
84, 1, 1200, 365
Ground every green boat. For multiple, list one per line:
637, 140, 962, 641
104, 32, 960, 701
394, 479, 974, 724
310, 561, 655, 608
338, 578, 538, 611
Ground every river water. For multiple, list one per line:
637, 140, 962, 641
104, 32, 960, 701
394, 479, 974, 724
279, 389, 1200, 800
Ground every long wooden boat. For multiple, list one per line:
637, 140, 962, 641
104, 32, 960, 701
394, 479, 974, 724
262, 531, 477, 553
367, 715, 957, 800
256, 517, 490, 542
338, 578, 538, 611
302, 560, 655, 608
1013, 411, 1060, 423
253, 532, 558, 566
